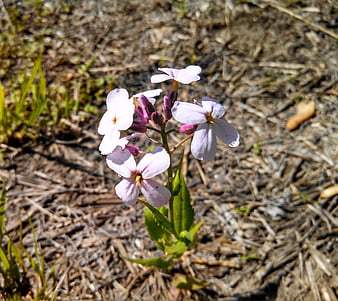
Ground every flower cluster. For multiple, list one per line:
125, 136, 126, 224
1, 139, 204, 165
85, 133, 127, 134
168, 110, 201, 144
98, 65, 240, 207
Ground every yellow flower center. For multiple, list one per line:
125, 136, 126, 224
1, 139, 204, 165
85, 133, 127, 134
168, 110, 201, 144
206, 112, 215, 124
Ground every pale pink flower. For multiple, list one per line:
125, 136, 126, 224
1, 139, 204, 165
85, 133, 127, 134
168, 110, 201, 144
133, 89, 162, 105
106, 146, 171, 207
151, 65, 201, 84
172, 97, 240, 162
98, 88, 135, 155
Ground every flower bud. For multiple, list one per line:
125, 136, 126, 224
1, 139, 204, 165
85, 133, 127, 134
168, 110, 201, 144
125, 145, 140, 156
180, 123, 198, 135
130, 119, 147, 133
151, 112, 164, 126
163, 91, 177, 120
139, 95, 155, 121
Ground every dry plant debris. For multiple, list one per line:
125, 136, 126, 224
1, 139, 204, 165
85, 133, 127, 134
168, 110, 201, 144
0, 0, 337, 300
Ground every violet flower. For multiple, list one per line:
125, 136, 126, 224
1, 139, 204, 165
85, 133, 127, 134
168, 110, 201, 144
106, 146, 171, 207
151, 65, 201, 84
172, 97, 240, 162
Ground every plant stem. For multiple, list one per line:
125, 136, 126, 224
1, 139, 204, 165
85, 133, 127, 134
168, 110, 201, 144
160, 122, 175, 225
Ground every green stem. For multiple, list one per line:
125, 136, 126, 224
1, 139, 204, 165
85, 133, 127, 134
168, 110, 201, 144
160, 122, 175, 226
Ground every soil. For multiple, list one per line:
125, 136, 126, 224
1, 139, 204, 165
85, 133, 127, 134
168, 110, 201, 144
0, 0, 337, 300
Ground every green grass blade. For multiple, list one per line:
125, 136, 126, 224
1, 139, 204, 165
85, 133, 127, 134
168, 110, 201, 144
28, 62, 47, 125
16, 58, 41, 114
0, 81, 5, 128
0, 180, 6, 242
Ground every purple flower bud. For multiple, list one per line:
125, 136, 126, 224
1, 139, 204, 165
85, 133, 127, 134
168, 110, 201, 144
163, 91, 177, 120
180, 123, 198, 135
139, 95, 155, 121
163, 96, 172, 120
135, 106, 147, 122
125, 145, 140, 156
151, 112, 164, 126
130, 119, 147, 133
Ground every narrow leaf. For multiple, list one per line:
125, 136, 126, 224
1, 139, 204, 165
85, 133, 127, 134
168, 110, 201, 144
0, 81, 5, 127
173, 274, 210, 290
139, 199, 177, 238
0, 247, 10, 270
0, 180, 6, 242
124, 256, 172, 269
172, 156, 194, 234
16, 58, 41, 113
144, 207, 170, 251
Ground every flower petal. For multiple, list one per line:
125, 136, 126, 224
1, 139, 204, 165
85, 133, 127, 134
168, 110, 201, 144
191, 124, 216, 162
115, 179, 139, 205
150, 74, 173, 83
172, 101, 207, 124
98, 111, 116, 135
201, 97, 225, 118
106, 88, 129, 111
115, 102, 135, 130
158, 67, 177, 77
214, 119, 240, 147
133, 89, 163, 98
106, 146, 136, 178
140, 179, 171, 207
99, 130, 121, 155
176, 65, 201, 84
137, 147, 170, 179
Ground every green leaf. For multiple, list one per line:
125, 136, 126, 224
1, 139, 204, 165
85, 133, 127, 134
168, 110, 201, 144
0, 247, 10, 271
164, 240, 187, 259
139, 199, 177, 238
124, 256, 172, 269
172, 156, 194, 234
28, 61, 48, 125
144, 207, 170, 251
173, 274, 210, 290
16, 58, 41, 114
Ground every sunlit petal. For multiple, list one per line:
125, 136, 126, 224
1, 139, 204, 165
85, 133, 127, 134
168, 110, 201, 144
99, 130, 120, 155
201, 97, 225, 118
191, 124, 216, 162
115, 179, 139, 205
214, 119, 240, 147
106, 147, 136, 177
137, 147, 170, 179
140, 179, 171, 207
172, 101, 207, 124
106, 88, 129, 111
151, 74, 173, 83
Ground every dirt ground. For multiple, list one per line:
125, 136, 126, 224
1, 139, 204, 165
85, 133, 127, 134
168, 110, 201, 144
0, 0, 337, 300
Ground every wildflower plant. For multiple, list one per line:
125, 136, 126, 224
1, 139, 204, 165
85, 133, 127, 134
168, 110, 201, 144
98, 65, 240, 268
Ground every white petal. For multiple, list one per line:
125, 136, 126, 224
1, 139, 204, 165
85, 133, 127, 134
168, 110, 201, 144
214, 119, 240, 147
171, 102, 207, 124
151, 74, 173, 83
106, 88, 129, 111
115, 179, 139, 205
106, 146, 136, 177
115, 102, 135, 130
176, 65, 201, 84
191, 124, 216, 162
140, 179, 171, 207
99, 130, 121, 155
133, 89, 162, 98
137, 147, 170, 179
158, 68, 177, 77
201, 97, 225, 118
98, 111, 116, 135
